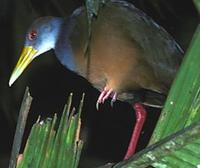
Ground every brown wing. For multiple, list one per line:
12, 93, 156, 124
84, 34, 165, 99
107, 0, 183, 90
69, 1, 183, 106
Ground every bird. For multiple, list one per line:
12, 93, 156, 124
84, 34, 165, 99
9, 0, 183, 160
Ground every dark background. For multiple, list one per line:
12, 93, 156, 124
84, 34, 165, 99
0, 0, 198, 167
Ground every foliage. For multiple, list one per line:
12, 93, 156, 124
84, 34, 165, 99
15, 93, 84, 168
99, 1, 200, 167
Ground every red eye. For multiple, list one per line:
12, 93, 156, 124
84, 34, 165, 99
28, 30, 37, 40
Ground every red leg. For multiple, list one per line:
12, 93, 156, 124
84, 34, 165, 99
123, 103, 147, 160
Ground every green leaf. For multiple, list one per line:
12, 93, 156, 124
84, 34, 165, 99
99, 2, 200, 168
111, 121, 200, 168
16, 93, 84, 168
149, 24, 200, 144
193, 0, 200, 14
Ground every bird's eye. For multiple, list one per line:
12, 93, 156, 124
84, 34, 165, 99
28, 31, 37, 40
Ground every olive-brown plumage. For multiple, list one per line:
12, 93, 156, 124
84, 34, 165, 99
9, 0, 183, 160
68, 1, 183, 106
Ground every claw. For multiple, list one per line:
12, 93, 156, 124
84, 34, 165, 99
96, 86, 118, 110
97, 88, 107, 104
102, 89, 113, 103
96, 102, 100, 110
96, 87, 107, 110
110, 100, 114, 107
110, 92, 117, 107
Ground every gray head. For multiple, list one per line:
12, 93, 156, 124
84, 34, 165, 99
9, 16, 63, 86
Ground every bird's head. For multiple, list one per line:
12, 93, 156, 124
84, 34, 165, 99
9, 16, 63, 86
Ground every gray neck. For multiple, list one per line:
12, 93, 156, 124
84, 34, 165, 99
54, 13, 84, 72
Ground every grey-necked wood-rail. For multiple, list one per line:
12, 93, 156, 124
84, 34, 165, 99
9, 0, 183, 160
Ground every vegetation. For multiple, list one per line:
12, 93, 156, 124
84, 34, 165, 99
9, 0, 200, 168
10, 92, 84, 168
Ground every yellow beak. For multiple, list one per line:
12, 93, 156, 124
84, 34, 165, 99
9, 46, 38, 86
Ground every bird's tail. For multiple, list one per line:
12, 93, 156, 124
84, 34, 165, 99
142, 90, 166, 108
118, 89, 166, 108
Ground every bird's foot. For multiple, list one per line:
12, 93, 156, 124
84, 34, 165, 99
124, 103, 147, 160
96, 87, 117, 110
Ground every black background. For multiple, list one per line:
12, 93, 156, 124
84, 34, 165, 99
0, 0, 198, 167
